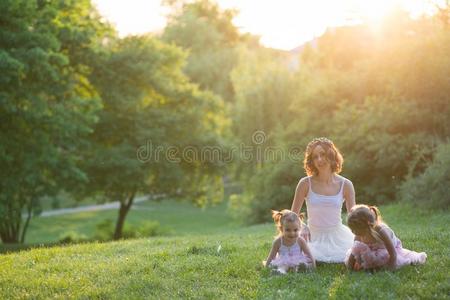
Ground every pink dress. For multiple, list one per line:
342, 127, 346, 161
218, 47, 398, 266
270, 238, 313, 273
345, 224, 427, 270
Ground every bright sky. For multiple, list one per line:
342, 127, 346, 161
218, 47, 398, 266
93, 0, 442, 50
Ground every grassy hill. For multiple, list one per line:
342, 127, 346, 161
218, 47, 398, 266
0, 203, 449, 299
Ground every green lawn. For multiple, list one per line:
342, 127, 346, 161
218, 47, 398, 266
0, 203, 448, 299
25, 199, 240, 244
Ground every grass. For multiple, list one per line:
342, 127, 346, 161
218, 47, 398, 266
24, 199, 239, 244
0, 203, 449, 299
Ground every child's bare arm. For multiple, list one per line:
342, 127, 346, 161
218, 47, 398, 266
298, 237, 316, 268
346, 236, 359, 270
265, 238, 281, 267
378, 227, 397, 270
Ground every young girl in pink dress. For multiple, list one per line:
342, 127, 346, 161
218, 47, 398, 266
264, 209, 316, 274
345, 205, 427, 271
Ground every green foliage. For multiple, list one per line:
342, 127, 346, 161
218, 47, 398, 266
230, 45, 301, 180
162, 0, 244, 102
94, 218, 168, 241
331, 96, 437, 204
123, 221, 168, 239
242, 162, 302, 224
0, 0, 108, 243
85, 34, 228, 238
1, 0, 448, 249
94, 219, 115, 241
0, 203, 448, 299
399, 142, 450, 210
58, 231, 88, 244
233, 10, 450, 221
227, 193, 250, 221
1, 0, 230, 243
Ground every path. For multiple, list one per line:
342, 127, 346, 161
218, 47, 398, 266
37, 195, 152, 218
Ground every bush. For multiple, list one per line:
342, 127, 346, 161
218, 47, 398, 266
332, 96, 436, 205
123, 221, 167, 239
399, 142, 450, 210
94, 219, 115, 241
58, 231, 88, 244
94, 219, 168, 241
233, 161, 301, 224
227, 193, 251, 221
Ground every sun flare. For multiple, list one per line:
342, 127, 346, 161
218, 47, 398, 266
93, 0, 443, 50
359, 1, 396, 22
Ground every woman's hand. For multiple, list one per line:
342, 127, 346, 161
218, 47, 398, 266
300, 224, 311, 242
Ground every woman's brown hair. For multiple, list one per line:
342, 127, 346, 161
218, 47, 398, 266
303, 137, 344, 176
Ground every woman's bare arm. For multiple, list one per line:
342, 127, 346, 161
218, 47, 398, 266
291, 178, 310, 241
343, 179, 356, 213
291, 177, 308, 214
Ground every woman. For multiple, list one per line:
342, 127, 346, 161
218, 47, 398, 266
291, 137, 355, 263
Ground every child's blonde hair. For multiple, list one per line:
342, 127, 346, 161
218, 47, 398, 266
271, 209, 302, 237
347, 204, 383, 243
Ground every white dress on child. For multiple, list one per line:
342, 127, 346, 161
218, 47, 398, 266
269, 237, 313, 273
305, 176, 354, 262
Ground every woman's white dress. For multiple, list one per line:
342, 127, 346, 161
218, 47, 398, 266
305, 176, 354, 262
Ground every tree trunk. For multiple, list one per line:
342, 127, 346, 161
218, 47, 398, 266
113, 191, 136, 240
20, 198, 34, 244
0, 201, 21, 243
0, 223, 20, 244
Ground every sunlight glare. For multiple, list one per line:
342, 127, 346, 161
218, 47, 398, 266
92, 0, 168, 36
92, 0, 443, 50
358, 0, 396, 23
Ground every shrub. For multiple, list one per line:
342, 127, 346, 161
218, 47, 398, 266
399, 142, 450, 210
94, 219, 114, 241
123, 221, 167, 239
94, 219, 168, 241
233, 161, 301, 224
58, 231, 88, 244
227, 193, 252, 221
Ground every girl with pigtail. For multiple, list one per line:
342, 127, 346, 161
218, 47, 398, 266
345, 204, 427, 271
264, 209, 316, 274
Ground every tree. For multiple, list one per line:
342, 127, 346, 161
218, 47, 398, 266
229, 45, 300, 178
0, 0, 108, 243
231, 9, 450, 222
399, 141, 450, 210
86, 35, 227, 239
162, 0, 243, 102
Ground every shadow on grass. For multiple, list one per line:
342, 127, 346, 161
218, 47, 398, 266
0, 242, 67, 254
0, 239, 114, 254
